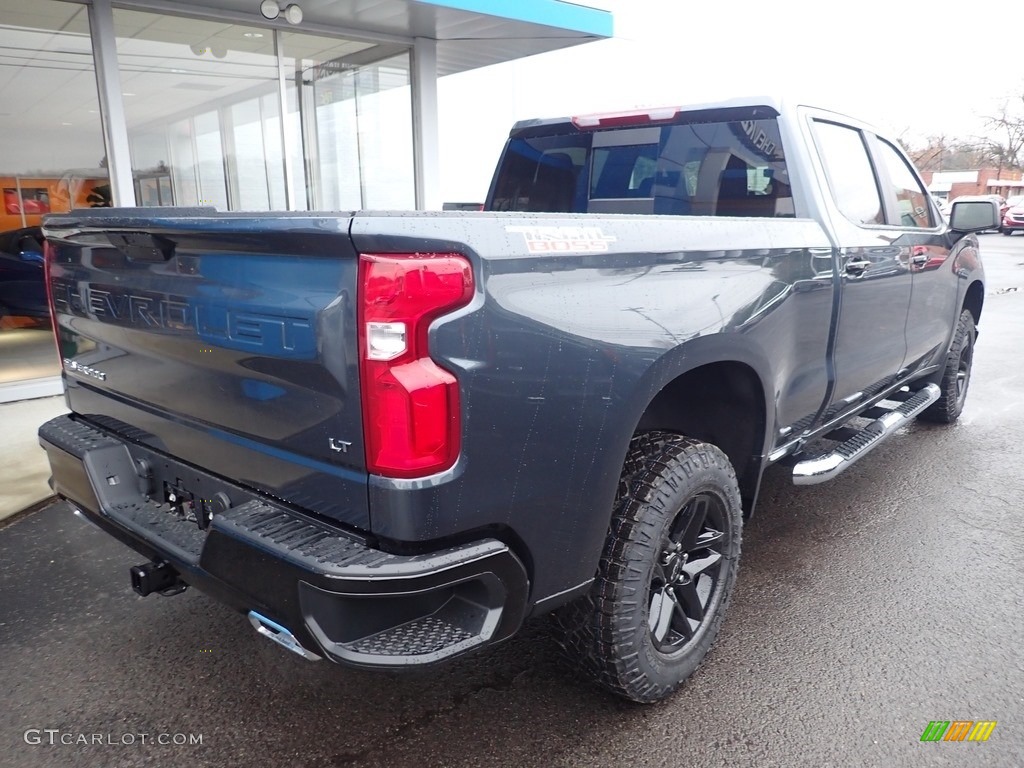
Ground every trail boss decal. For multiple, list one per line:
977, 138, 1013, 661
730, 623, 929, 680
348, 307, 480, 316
506, 225, 616, 254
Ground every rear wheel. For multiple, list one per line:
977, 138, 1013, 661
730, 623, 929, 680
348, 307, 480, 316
554, 432, 742, 703
920, 309, 975, 423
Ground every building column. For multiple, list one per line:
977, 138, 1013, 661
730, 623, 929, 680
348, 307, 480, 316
411, 37, 440, 211
88, 0, 136, 206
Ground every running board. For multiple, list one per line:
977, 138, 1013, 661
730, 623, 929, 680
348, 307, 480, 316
792, 384, 940, 486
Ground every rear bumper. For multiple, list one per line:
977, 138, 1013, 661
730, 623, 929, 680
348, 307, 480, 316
38, 414, 529, 667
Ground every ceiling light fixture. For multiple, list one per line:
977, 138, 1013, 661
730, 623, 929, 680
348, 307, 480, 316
259, 0, 303, 24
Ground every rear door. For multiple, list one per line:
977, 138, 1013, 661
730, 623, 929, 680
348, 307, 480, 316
808, 118, 912, 422
44, 210, 369, 528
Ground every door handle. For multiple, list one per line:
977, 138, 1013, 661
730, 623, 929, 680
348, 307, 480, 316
844, 259, 870, 275
910, 253, 928, 265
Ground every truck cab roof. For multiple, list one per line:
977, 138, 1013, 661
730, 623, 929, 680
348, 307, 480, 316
509, 95, 876, 139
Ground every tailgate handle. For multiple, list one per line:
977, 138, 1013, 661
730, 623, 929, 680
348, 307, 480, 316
107, 232, 176, 262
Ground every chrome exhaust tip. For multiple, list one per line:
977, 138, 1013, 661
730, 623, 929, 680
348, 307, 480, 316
248, 611, 321, 661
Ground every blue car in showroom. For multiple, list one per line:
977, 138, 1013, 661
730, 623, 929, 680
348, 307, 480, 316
0, 226, 48, 320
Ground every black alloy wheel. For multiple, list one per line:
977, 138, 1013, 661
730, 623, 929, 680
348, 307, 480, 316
921, 308, 976, 424
554, 432, 743, 703
648, 493, 728, 655
954, 330, 973, 409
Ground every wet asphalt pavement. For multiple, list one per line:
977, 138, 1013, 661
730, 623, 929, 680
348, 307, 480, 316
3, 234, 1024, 768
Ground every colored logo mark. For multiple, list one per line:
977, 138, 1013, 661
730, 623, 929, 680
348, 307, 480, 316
920, 721, 997, 742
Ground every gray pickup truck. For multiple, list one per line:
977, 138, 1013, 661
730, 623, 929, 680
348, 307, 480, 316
38, 97, 997, 703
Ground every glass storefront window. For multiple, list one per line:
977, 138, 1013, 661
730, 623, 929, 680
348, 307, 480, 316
0, 3, 417, 397
356, 56, 415, 209
0, 0, 108, 389
114, 10, 283, 212
193, 110, 230, 210
114, 12, 414, 214
281, 33, 414, 210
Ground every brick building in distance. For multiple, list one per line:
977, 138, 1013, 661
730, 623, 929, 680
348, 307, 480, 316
923, 169, 1024, 201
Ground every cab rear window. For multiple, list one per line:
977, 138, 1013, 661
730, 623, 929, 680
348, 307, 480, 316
487, 116, 794, 217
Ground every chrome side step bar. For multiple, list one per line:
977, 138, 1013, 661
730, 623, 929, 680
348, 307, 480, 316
792, 384, 940, 486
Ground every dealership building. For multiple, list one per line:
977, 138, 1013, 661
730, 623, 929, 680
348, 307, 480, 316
0, 0, 611, 403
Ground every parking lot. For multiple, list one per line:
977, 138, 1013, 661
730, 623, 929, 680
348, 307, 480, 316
3, 234, 1023, 768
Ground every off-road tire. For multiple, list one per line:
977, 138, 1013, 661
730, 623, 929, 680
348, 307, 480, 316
920, 309, 975, 424
553, 432, 743, 703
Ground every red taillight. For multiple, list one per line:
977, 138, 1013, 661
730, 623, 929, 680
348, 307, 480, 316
571, 106, 682, 130
42, 240, 63, 369
358, 253, 474, 478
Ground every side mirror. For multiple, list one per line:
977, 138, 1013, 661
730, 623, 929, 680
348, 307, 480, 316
949, 200, 999, 232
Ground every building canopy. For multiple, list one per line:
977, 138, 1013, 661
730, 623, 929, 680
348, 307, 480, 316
156, 0, 613, 75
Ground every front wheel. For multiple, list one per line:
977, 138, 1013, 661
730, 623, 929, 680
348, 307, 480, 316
920, 309, 975, 423
554, 433, 743, 703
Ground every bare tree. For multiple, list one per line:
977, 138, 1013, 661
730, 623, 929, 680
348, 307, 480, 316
982, 94, 1024, 174
908, 135, 951, 172
902, 134, 998, 173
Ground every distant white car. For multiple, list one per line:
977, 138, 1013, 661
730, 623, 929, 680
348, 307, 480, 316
1001, 198, 1024, 235
1003, 195, 1024, 217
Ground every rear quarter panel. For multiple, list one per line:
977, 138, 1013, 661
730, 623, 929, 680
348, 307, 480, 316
352, 210, 834, 604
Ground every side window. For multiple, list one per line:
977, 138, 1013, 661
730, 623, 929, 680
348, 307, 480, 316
875, 139, 934, 228
812, 121, 884, 226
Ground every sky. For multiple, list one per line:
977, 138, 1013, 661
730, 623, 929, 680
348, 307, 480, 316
436, 0, 1019, 202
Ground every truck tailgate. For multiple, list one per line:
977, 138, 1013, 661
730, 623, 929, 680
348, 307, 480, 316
42, 210, 369, 529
